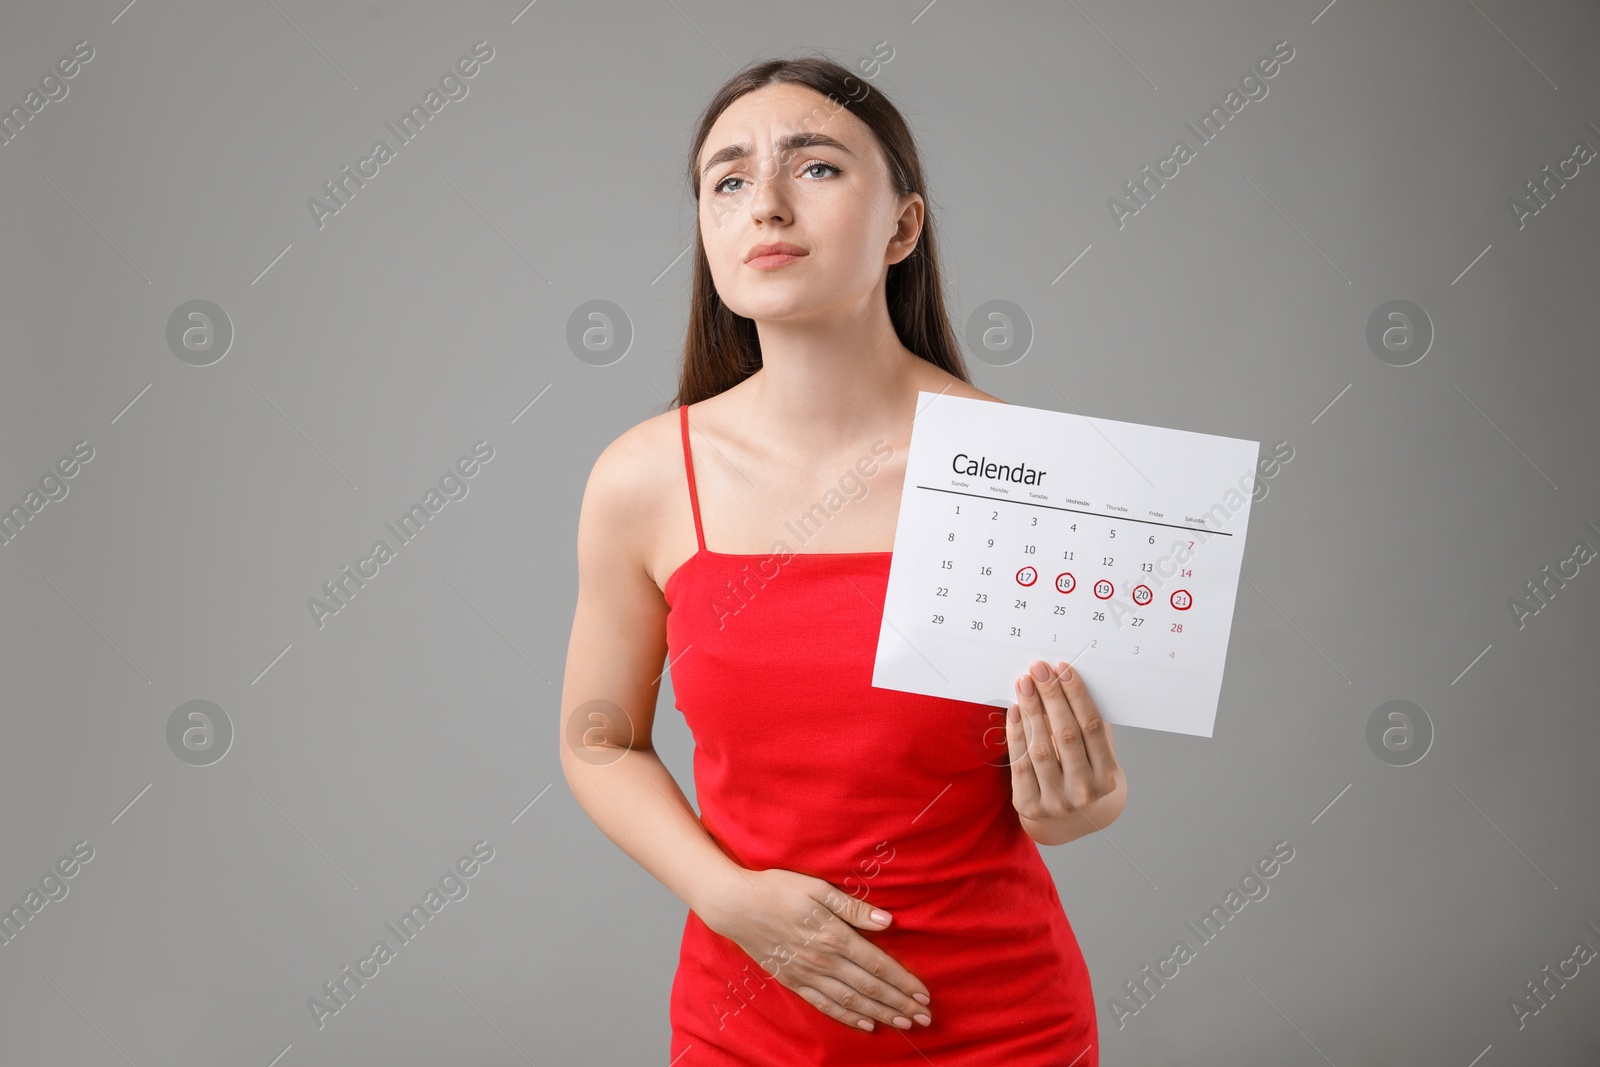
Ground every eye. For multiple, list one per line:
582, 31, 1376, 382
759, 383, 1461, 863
711, 160, 842, 196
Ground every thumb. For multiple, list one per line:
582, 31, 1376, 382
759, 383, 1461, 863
814, 880, 893, 930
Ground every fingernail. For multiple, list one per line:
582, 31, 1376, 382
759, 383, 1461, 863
1017, 674, 1035, 696
1030, 661, 1051, 680
1061, 662, 1073, 681
912, 992, 930, 1005
914, 1013, 932, 1026
870, 909, 892, 924
857, 1019, 874, 1031
893, 1016, 912, 1029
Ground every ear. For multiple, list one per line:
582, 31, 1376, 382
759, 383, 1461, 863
887, 193, 924, 265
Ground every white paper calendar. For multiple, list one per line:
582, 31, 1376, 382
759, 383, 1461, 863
870, 392, 1261, 738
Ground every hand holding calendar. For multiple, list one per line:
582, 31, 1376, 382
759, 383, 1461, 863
870, 392, 1262, 737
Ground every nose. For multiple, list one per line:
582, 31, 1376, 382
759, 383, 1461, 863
744, 154, 791, 223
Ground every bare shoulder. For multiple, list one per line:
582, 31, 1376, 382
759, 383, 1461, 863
577, 407, 683, 581
914, 365, 1008, 405
586, 405, 680, 490
956, 382, 1007, 404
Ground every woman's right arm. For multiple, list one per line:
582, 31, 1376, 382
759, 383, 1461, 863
557, 428, 749, 923
558, 425, 934, 1034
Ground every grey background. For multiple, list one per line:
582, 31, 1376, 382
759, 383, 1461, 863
3, 0, 1598, 1064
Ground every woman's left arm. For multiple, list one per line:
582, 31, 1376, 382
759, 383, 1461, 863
1008, 661, 1129, 847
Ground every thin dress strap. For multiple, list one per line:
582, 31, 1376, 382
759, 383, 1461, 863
678, 405, 706, 552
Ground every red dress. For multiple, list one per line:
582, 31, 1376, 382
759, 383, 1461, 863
664, 403, 1099, 1066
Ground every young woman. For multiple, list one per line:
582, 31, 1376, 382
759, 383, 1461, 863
560, 55, 1127, 1065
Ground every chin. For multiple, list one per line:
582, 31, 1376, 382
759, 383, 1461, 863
723, 294, 820, 322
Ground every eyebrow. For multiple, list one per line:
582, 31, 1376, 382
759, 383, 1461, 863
699, 131, 855, 182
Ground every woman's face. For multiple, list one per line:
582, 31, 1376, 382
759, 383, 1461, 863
695, 82, 922, 324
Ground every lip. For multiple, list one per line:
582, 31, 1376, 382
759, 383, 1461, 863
745, 241, 808, 268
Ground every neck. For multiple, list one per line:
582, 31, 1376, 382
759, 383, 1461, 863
742, 290, 921, 450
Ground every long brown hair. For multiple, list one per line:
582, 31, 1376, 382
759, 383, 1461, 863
670, 54, 969, 410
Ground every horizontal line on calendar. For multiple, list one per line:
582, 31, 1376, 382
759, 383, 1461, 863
913, 485, 1235, 537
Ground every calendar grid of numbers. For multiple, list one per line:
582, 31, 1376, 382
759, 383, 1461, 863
871, 392, 1261, 738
